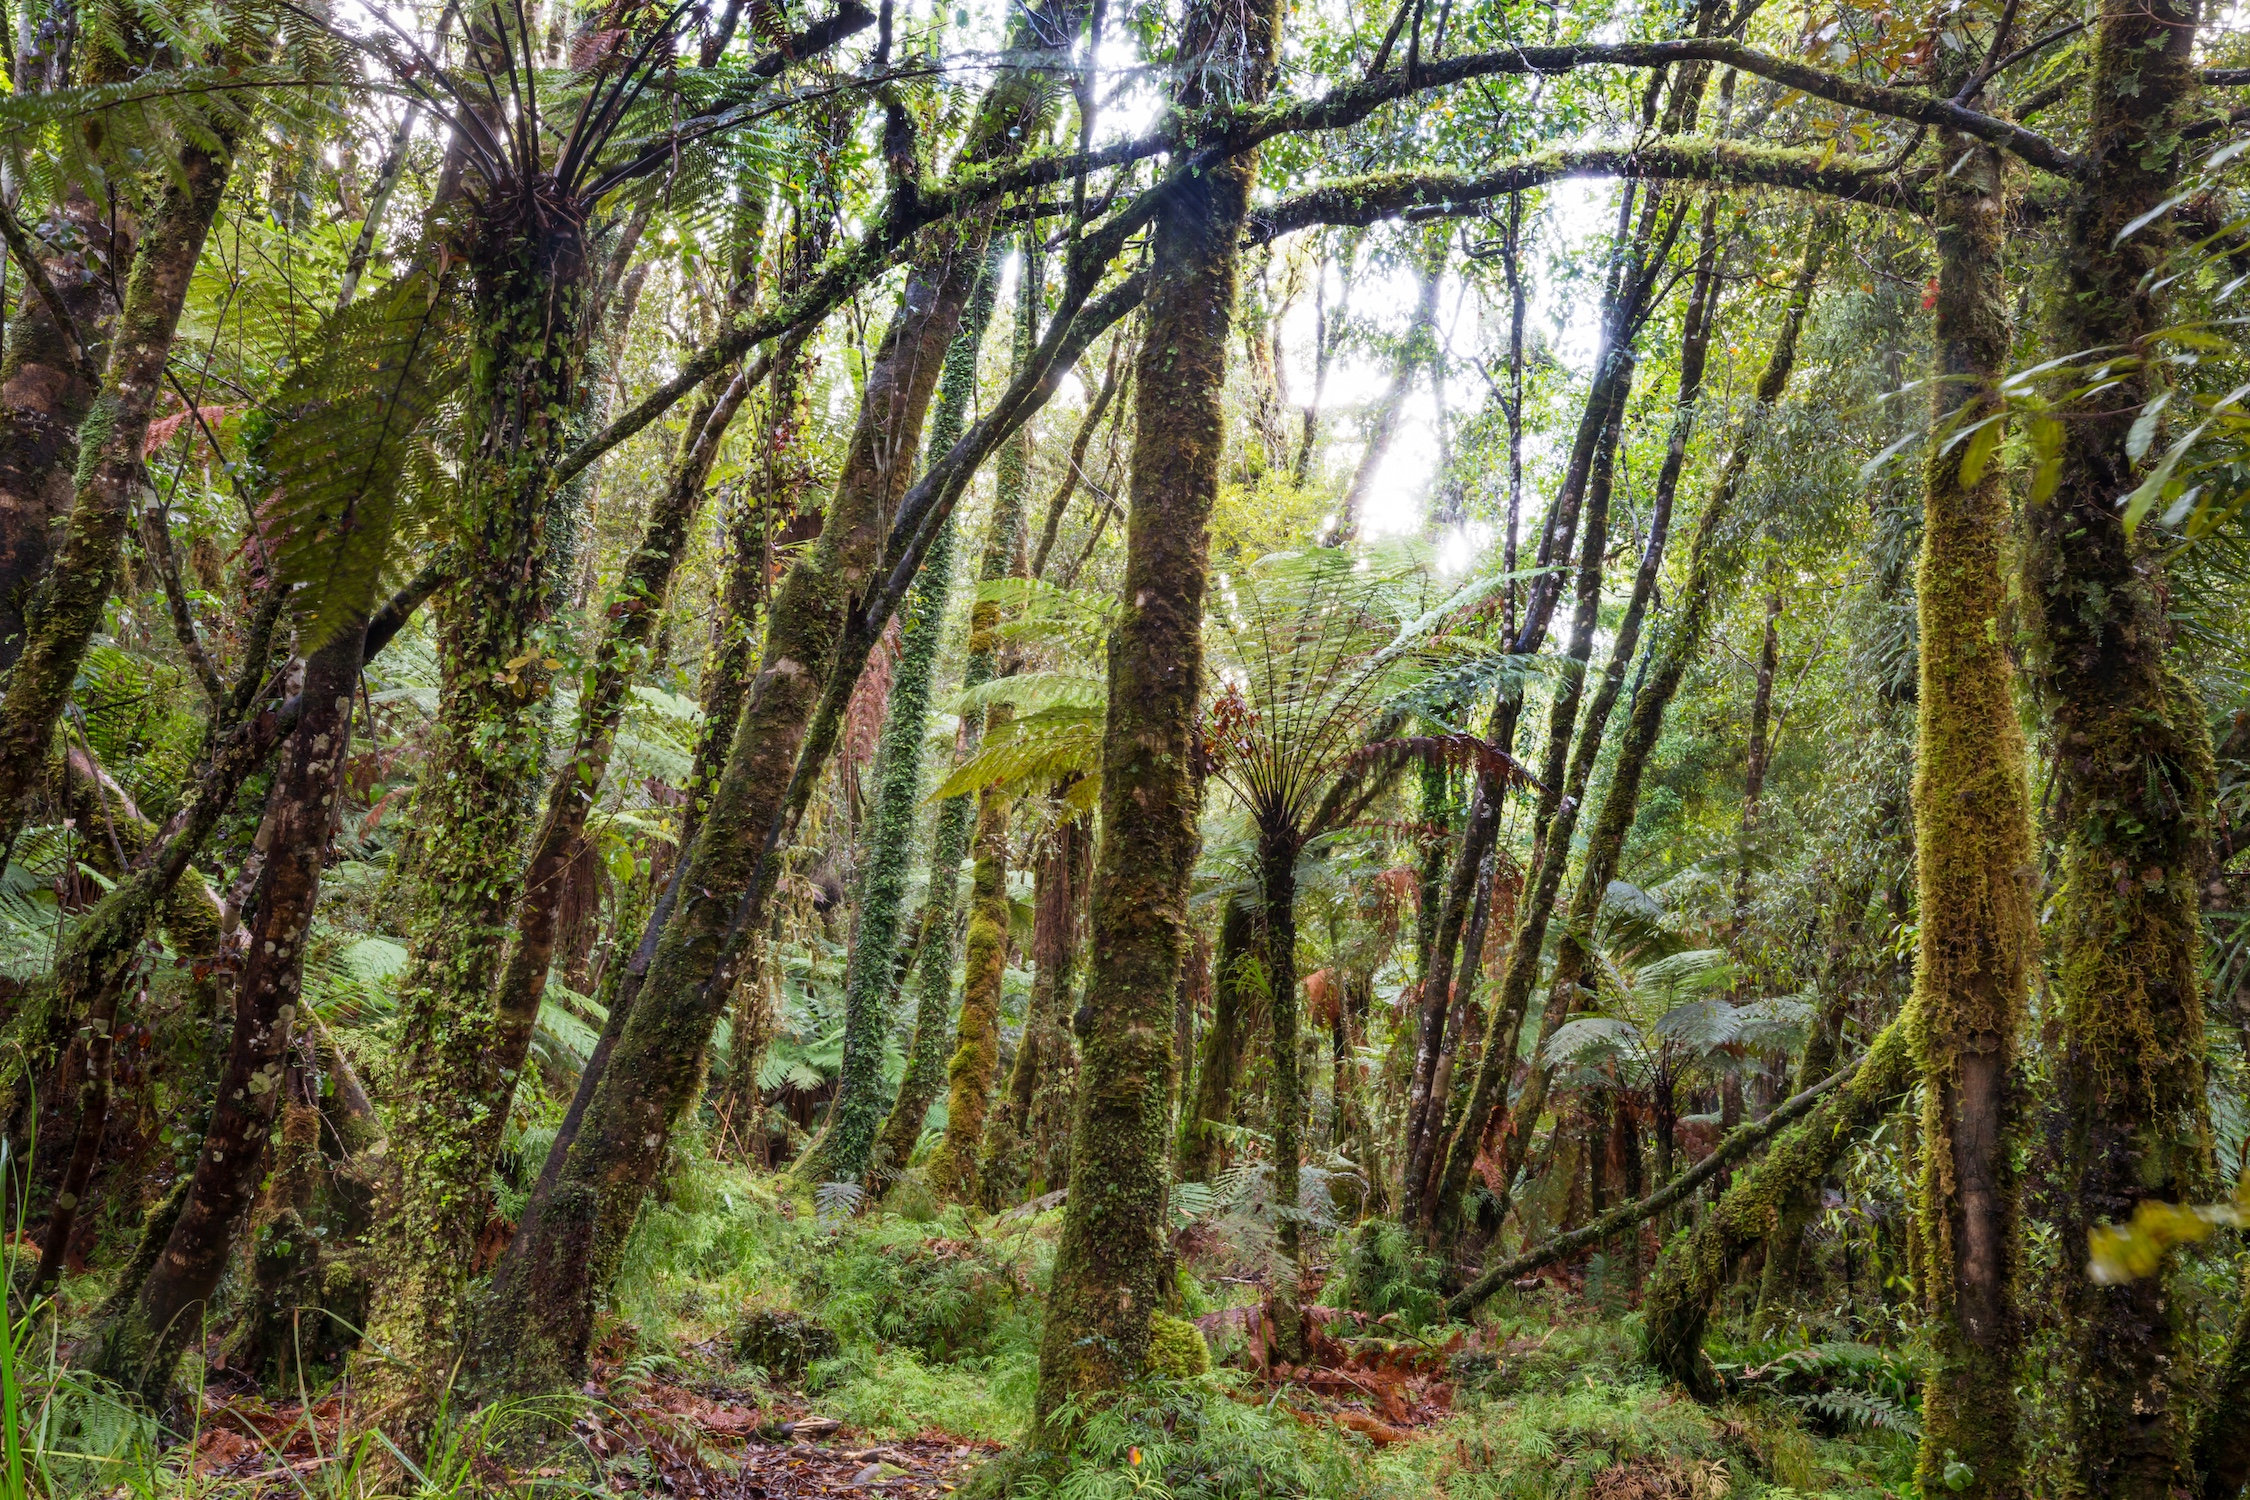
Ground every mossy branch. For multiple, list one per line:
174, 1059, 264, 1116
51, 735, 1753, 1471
1445, 1056, 1861, 1320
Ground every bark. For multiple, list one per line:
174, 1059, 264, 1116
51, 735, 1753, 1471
0, 113, 240, 861
0, 188, 128, 674
871, 787, 975, 1177
1176, 895, 1257, 1182
80, 622, 364, 1408
1424, 372, 1625, 1245
1446, 1054, 1860, 1320
487, 356, 753, 1152
1260, 821, 1308, 1359
2026, 2, 2216, 1492
1398, 182, 1669, 1217
930, 242, 1044, 1204
1030, 0, 1285, 1433
1907, 122, 2034, 1500
824, 240, 1002, 1185
362, 183, 600, 1414
979, 813, 1087, 1205
1397, 336, 1625, 1222
1640, 1022, 1914, 1402
479, 23, 1088, 1380
1448, 226, 1825, 1251
1756, 877, 1869, 1322
1029, 334, 1125, 580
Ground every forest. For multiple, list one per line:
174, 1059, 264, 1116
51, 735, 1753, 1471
0, 0, 2244, 1491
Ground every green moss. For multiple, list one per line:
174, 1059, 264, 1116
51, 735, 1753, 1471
1147, 1312, 1212, 1380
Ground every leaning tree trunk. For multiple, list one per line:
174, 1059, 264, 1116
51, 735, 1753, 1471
359, 185, 600, 1420
1031, 0, 1284, 1434
1641, 1022, 1913, 1401
1423, 372, 1626, 1245
2027, 3, 2217, 1494
80, 621, 365, 1407
0, 85, 246, 860
1906, 122, 2036, 1500
820, 243, 1000, 1186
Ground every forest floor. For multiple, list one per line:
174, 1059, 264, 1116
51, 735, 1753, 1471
53, 1143, 1920, 1499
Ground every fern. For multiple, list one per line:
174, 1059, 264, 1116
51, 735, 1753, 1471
256, 271, 465, 649
1783, 1388, 1923, 1439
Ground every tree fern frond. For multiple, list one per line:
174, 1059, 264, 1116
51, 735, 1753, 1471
258, 272, 466, 649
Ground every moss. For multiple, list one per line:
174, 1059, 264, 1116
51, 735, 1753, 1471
1146, 1313, 1211, 1380
1905, 122, 2034, 1500
1032, 0, 1285, 1437
1640, 1022, 1914, 1402
823, 241, 1002, 1186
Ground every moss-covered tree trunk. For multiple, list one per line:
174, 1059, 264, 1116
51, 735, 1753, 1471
1641, 1023, 1914, 1401
824, 242, 1001, 1185
2026, 3, 2216, 1492
359, 188, 598, 1415
81, 621, 365, 1407
871, 784, 975, 1176
0, 83, 244, 859
1907, 125, 2035, 1500
486, 354, 753, 1133
482, 224, 983, 1387
1176, 894, 1256, 1182
1259, 820, 1308, 1359
1031, 0, 1284, 1433
929, 239, 1044, 1203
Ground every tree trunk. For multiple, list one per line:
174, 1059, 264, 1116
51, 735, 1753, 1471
477, 67, 1082, 1379
1640, 1023, 1913, 1402
1452, 225, 1822, 1250
2026, 2, 2216, 1492
1425, 375, 1626, 1245
361, 184, 600, 1415
81, 622, 364, 1407
1260, 820, 1306, 1359
0, 102, 242, 860
0, 190, 129, 674
1031, 0, 1284, 1432
928, 243, 1044, 1202
1907, 120, 2034, 1500
1177, 895, 1256, 1182
2194, 1264, 2250, 1500
488, 355, 753, 1142
980, 812, 1087, 1205
823, 243, 1000, 1185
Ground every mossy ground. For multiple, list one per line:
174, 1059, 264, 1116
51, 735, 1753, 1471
23, 1133, 1927, 1499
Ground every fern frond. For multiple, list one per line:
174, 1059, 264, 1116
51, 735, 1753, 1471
257, 272, 466, 649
